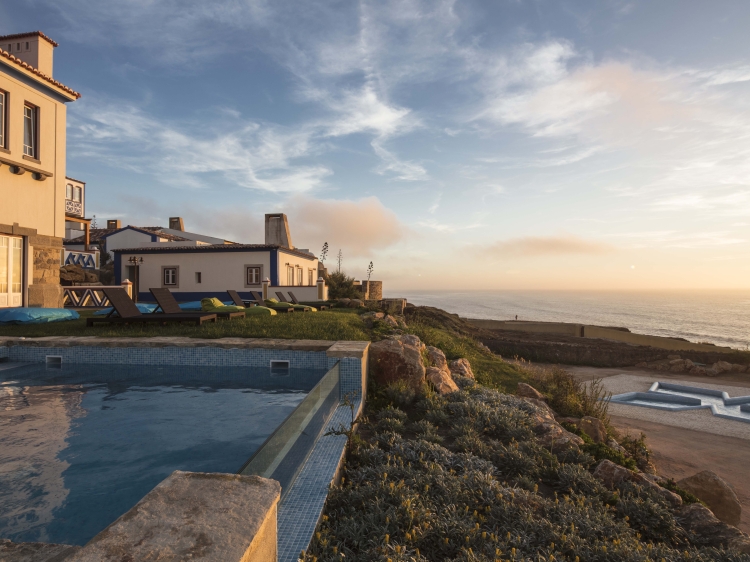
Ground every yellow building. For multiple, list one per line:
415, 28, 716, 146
0, 31, 81, 308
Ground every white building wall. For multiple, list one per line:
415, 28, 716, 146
278, 249, 320, 287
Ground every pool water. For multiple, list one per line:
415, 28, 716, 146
0, 363, 325, 546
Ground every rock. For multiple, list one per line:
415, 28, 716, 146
517, 382, 545, 401
732, 364, 747, 373
669, 359, 686, 372
382, 315, 399, 328
635, 362, 648, 368
59, 264, 86, 284
676, 504, 750, 554
593, 460, 682, 508
449, 358, 474, 379
667, 354, 681, 360
684, 359, 695, 369
426, 366, 459, 395
370, 336, 426, 391
677, 471, 742, 525
579, 416, 607, 443
337, 298, 351, 305
526, 401, 584, 453
0, 539, 80, 561
426, 346, 449, 373
348, 299, 364, 308
556, 416, 581, 426
690, 366, 707, 376
713, 360, 733, 374
606, 438, 629, 456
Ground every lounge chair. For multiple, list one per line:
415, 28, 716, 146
150, 288, 245, 320
227, 290, 257, 308
288, 291, 327, 310
273, 291, 314, 312
86, 288, 217, 327
250, 291, 294, 313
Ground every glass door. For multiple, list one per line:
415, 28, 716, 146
0, 236, 23, 308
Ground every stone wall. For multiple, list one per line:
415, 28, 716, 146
28, 235, 63, 308
358, 280, 383, 300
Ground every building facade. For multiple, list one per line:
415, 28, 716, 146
0, 32, 80, 308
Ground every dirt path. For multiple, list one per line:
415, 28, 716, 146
611, 415, 750, 534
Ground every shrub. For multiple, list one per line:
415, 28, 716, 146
326, 271, 362, 299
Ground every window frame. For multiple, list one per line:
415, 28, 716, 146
195, 272, 202, 284
66, 184, 73, 200
244, 264, 263, 287
286, 265, 294, 286
0, 89, 7, 151
73, 186, 82, 203
308, 269, 314, 286
23, 103, 39, 160
296, 267, 303, 286
162, 266, 179, 287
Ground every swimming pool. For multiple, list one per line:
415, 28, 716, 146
0, 362, 326, 546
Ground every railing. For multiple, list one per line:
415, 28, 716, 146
62, 249, 99, 269
65, 199, 83, 216
62, 281, 132, 308
239, 362, 340, 498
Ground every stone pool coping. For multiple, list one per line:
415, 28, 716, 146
0, 336, 369, 357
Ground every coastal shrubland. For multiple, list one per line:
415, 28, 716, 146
304, 377, 750, 561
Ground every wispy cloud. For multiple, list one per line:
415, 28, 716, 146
474, 235, 615, 258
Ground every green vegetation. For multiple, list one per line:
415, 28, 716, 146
0, 308, 371, 341
326, 271, 363, 299
304, 379, 748, 562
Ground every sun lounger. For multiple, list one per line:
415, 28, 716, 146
250, 291, 294, 313
288, 291, 327, 310
226, 290, 257, 308
151, 288, 244, 320
86, 288, 217, 327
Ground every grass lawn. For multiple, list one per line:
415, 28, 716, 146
0, 308, 371, 341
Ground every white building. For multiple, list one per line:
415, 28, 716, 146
113, 214, 326, 302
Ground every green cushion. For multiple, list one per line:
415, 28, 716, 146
265, 300, 293, 308
201, 298, 245, 313
246, 306, 277, 316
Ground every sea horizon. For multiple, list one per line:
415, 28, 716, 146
389, 289, 750, 351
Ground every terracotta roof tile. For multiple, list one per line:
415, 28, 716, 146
0, 47, 80, 99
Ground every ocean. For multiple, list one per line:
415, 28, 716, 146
393, 290, 750, 351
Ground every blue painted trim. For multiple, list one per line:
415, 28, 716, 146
136, 291, 258, 303
114, 252, 122, 285
271, 249, 279, 286
151, 234, 158, 242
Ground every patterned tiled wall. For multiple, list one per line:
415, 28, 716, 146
6, 345, 328, 369
0, 346, 8, 360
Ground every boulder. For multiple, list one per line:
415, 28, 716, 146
556, 416, 581, 426
732, 364, 747, 373
426, 366, 459, 395
677, 471, 741, 525
712, 361, 733, 374
517, 382, 545, 401
426, 346, 449, 373
59, 264, 86, 284
369, 336, 426, 391
593, 460, 682, 508
606, 438, 629, 456
669, 359, 686, 373
382, 315, 399, 328
348, 299, 364, 308
689, 366, 708, 376
667, 354, 681, 360
676, 503, 750, 554
635, 362, 648, 368
579, 416, 607, 444
525, 401, 583, 453
449, 358, 474, 379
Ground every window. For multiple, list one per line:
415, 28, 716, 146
0, 91, 5, 149
245, 265, 263, 287
308, 269, 314, 286
163, 267, 177, 286
25, 42, 29, 50
195, 272, 202, 284
286, 266, 294, 286
296, 267, 303, 286
23, 104, 37, 158
66, 184, 73, 200
74, 186, 82, 202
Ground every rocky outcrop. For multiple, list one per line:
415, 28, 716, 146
426, 366, 459, 395
676, 503, 750, 553
426, 346, 449, 374
517, 382, 545, 401
60, 264, 99, 285
369, 335, 426, 390
677, 471, 742, 525
578, 416, 607, 444
525, 401, 584, 453
0, 539, 80, 561
593, 460, 682, 508
449, 358, 474, 379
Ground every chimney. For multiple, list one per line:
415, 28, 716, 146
265, 214, 293, 248
107, 220, 121, 229
1, 32, 57, 76
169, 217, 185, 231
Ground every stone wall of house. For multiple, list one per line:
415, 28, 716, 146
28, 235, 63, 308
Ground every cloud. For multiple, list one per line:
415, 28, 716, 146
285, 196, 408, 256
476, 235, 615, 258
68, 97, 330, 193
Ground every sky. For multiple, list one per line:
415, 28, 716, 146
5, 1, 750, 291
